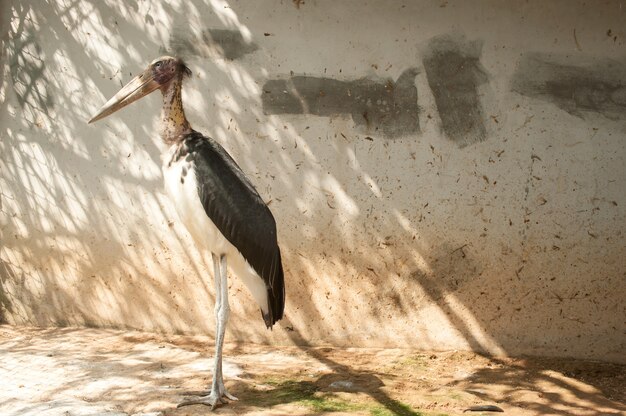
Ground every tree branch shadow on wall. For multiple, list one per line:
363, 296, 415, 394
1, 1, 624, 415
0, 1, 222, 334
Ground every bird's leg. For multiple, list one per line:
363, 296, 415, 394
178, 253, 237, 410
211, 254, 238, 401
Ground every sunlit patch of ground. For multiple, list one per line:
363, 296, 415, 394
0, 325, 623, 416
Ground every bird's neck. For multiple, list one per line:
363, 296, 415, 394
159, 76, 191, 145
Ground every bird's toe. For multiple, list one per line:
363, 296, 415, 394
223, 389, 238, 401
177, 395, 219, 409
177, 388, 236, 409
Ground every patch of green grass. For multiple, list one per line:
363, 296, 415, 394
251, 378, 425, 416
301, 396, 364, 413
369, 399, 425, 416
398, 354, 430, 369
250, 379, 317, 407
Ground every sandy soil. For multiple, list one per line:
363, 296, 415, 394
0, 325, 623, 416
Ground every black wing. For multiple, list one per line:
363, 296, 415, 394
182, 131, 284, 327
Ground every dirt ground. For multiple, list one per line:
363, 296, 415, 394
0, 325, 623, 416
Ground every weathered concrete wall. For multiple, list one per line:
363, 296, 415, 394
1, 0, 624, 363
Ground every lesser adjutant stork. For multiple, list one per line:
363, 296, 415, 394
89, 56, 285, 409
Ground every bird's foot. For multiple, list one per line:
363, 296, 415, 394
178, 386, 238, 410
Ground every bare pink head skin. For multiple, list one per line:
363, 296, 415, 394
89, 56, 192, 140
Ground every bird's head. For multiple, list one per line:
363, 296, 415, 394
88, 56, 191, 123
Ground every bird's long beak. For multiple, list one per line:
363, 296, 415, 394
88, 69, 160, 123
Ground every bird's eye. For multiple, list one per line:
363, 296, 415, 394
155, 61, 162, 68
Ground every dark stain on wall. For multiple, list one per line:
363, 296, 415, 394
511, 53, 626, 118
169, 29, 258, 60
262, 68, 420, 139
423, 35, 488, 148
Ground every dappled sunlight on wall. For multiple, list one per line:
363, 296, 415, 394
0, 0, 214, 333
1, 0, 624, 363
